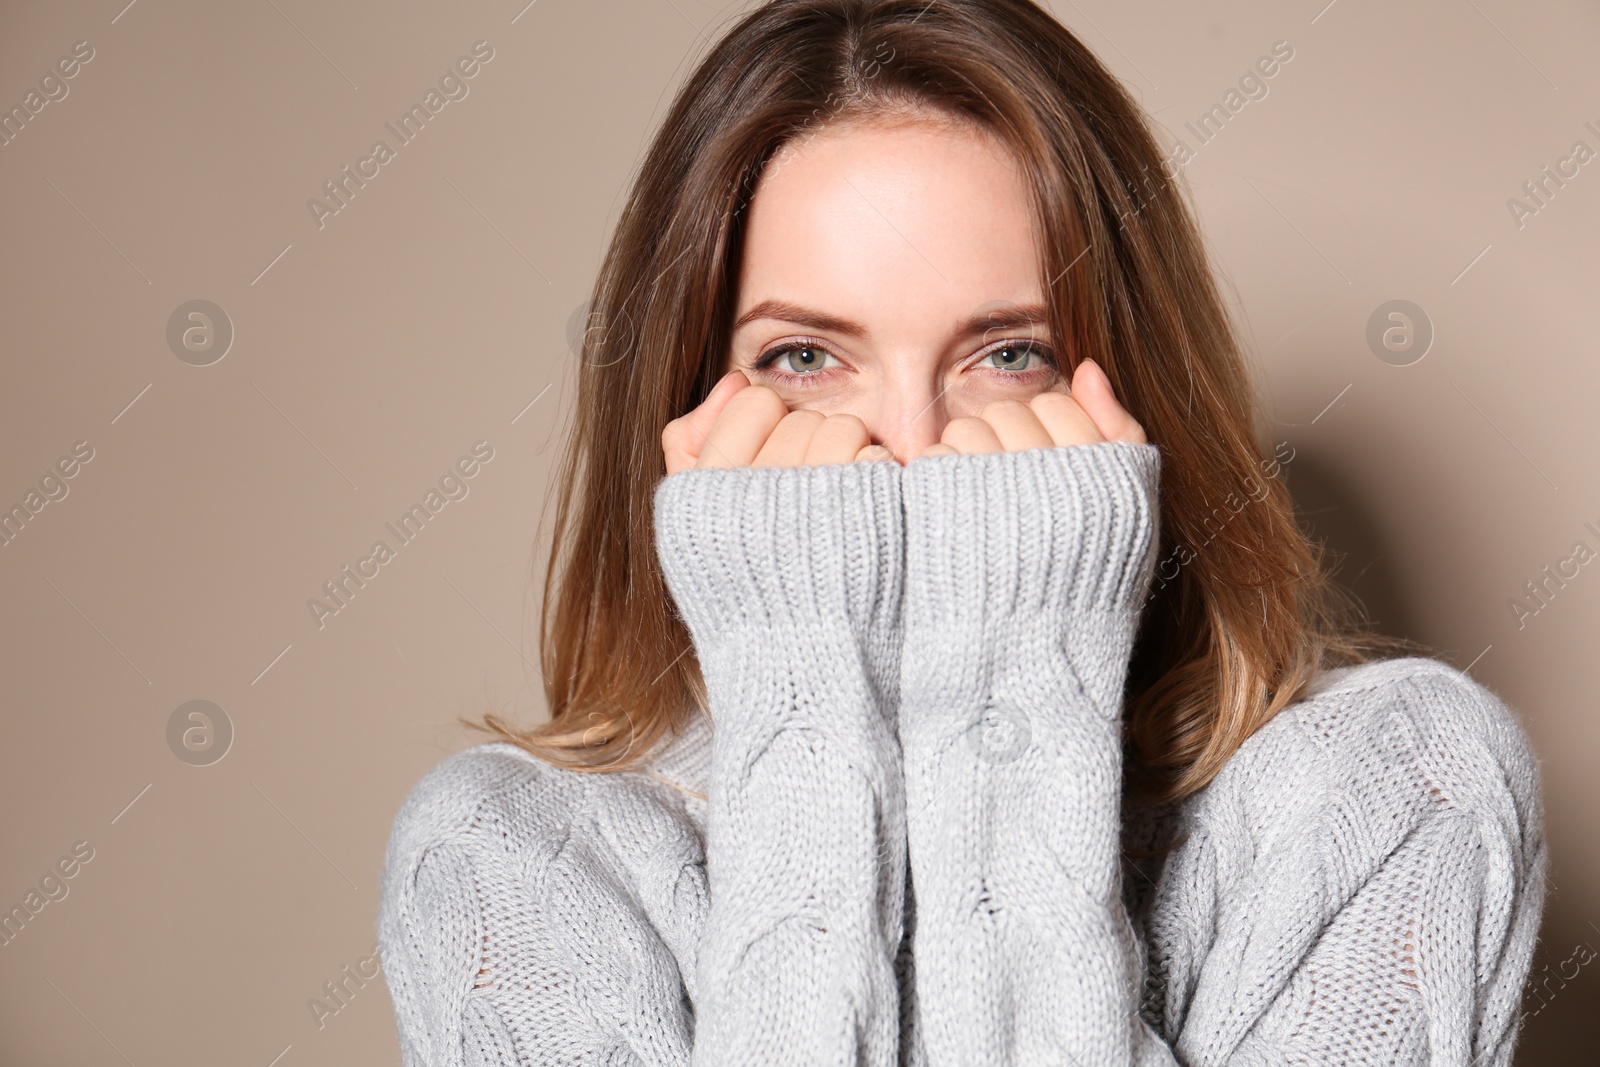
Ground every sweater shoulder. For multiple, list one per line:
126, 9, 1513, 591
1290, 655, 1540, 813
381, 742, 583, 864
378, 738, 706, 905
375, 739, 712, 1060
1146, 655, 1547, 951
1208, 654, 1545, 856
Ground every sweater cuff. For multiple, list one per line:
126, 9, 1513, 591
899, 441, 1161, 631
653, 458, 904, 652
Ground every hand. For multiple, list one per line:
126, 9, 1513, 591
914, 357, 1146, 459
661, 370, 896, 476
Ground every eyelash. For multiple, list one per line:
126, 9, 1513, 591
749, 337, 1061, 389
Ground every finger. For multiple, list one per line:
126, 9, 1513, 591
976, 398, 1056, 453
753, 409, 826, 468
1069, 358, 1147, 444
1027, 384, 1104, 447
939, 415, 1004, 455
912, 442, 957, 460
697, 384, 789, 468
854, 443, 897, 464
804, 413, 872, 467
662, 370, 751, 474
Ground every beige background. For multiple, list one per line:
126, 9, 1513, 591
1, 0, 1595, 1062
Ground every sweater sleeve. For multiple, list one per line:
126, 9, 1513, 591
893, 442, 1548, 1067
895, 440, 1165, 1065
652, 457, 908, 1066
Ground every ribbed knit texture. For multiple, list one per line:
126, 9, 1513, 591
377, 441, 1547, 1066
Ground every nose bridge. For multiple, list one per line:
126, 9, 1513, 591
867, 361, 946, 464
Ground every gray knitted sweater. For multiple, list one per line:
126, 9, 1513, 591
377, 441, 1547, 1065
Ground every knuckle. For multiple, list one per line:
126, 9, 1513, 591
782, 408, 826, 429
821, 412, 868, 438
983, 397, 1030, 416
734, 383, 783, 408
1028, 390, 1073, 413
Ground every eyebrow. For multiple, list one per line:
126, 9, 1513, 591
730, 298, 1050, 340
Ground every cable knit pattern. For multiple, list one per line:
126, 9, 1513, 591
651, 460, 908, 1065
376, 442, 1547, 1067
895, 441, 1162, 1066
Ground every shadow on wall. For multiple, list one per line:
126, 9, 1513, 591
1279, 447, 1426, 650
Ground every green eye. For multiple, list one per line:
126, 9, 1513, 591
779, 345, 830, 373
750, 340, 842, 388
983, 341, 1052, 371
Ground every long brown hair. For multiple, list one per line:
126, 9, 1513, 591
465, 0, 1425, 809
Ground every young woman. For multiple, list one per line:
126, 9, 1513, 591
377, 1, 1547, 1063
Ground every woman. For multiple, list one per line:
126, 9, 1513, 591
377, 1, 1547, 1063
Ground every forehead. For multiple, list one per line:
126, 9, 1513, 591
735, 115, 1042, 329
